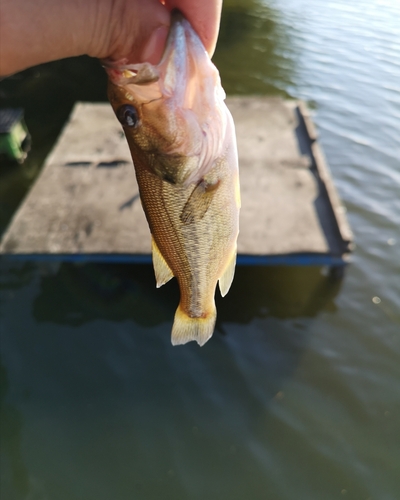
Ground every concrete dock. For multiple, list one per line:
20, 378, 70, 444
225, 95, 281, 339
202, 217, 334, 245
0, 97, 352, 265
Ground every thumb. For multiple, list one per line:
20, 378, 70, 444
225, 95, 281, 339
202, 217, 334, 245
90, 0, 170, 65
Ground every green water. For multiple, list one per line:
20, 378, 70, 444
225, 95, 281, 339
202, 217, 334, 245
1, 0, 399, 499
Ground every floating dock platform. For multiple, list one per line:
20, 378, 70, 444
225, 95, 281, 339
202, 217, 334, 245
0, 97, 352, 266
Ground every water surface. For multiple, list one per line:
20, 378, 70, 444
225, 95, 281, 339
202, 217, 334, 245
1, 0, 400, 499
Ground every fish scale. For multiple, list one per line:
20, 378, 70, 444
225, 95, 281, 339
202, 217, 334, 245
135, 158, 235, 317
105, 12, 240, 345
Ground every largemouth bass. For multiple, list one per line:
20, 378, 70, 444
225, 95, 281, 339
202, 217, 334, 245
105, 12, 240, 346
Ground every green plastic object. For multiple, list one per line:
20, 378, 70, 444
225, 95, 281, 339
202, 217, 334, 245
0, 108, 31, 163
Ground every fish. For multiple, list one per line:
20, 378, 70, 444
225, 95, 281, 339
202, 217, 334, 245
104, 11, 240, 346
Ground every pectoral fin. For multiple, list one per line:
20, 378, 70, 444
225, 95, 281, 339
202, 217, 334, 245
152, 237, 174, 288
218, 248, 237, 297
180, 179, 220, 224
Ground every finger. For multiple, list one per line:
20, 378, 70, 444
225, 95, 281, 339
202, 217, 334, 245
92, 0, 170, 64
163, 0, 222, 56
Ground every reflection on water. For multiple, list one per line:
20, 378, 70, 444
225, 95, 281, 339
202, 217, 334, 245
32, 264, 342, 328
0, 362, 29, 499
33, 264, 171, 327
1, 0, 400, 498
215, 0, 297, 95
1, 261, 314, 500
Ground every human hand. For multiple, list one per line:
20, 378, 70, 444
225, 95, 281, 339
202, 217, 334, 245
0, 0, 222, 76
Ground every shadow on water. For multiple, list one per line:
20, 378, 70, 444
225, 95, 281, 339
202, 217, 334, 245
32, 263, 175, 327
32, 263, 343, 329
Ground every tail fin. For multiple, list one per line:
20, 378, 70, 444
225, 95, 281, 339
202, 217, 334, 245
171, 304, 217, 346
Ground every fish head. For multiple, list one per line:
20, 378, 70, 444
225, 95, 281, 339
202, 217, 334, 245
105, 11, 229, 185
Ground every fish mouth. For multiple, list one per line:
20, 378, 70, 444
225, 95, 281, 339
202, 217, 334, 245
103, 10, 222, 106
104, 10, 228, 186
103, 62, 160, 86
102, 10, 186, 86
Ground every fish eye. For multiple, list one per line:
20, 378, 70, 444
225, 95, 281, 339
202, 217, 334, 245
116, 104, 139, 128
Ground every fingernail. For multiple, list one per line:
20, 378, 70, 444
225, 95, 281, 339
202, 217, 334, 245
141, 25, 169, 64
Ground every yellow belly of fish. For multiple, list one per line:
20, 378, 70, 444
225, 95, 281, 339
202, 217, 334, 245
134, 160, 239, 346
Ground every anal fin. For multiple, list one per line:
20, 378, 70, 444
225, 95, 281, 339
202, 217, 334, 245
218, 248, 237, 297
152, 237, 174, 288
